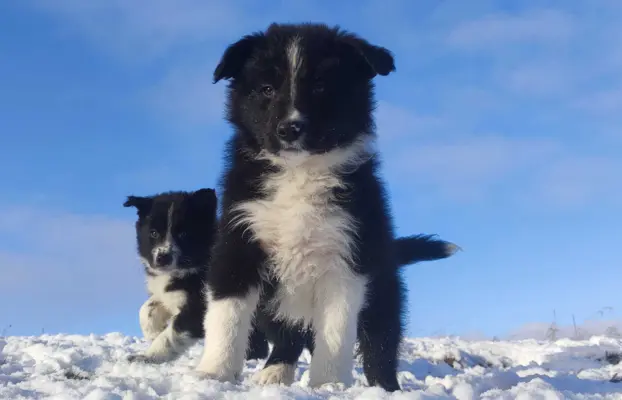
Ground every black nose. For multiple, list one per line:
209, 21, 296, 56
155, 252, 173, 266
277, 120, 306, 142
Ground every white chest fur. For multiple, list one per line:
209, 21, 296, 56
146, 274, 187, 315
231, 159, 360, 324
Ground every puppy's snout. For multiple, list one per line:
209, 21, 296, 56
155, 252, 173, 266
277, 119, 306, 142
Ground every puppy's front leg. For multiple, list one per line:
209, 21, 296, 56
139, 297, 171, 341
195, 224, 265, 383
308, 273, 367, 388
129, 304, 198, 364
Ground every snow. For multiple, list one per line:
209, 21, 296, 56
1, 333, 621, 399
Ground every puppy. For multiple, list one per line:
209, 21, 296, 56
196, 23, 427, 391
123, 188, 269, 363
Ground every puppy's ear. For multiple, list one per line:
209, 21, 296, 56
192, 188, 217, 205
337, 33, 395, 79
213, 33, 263, 83
123, 195, 153, 217
192, 188, 217, 213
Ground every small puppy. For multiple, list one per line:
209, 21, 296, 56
123, 188, 269, 363
196, 22, 440, 391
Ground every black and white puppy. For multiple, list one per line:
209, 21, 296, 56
123, 188, 269, 363
196, 23, 416, 391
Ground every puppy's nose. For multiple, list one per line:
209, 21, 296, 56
155, 252, 173, 266
277, 120, 306, 142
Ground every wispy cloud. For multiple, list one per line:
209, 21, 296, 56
26, 0, 246, 61
0, 205, 143, 334
447, 9, 574, 50
146, 62, 226, 128
385, 134, 562, 203
574, 89, 622, 116
500, 62, 575, 98
532, 156, 622, 209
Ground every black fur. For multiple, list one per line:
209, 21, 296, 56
395, 234, 460, 266
202, 23, 410, 391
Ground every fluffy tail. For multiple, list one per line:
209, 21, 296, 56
394, 234, 460, 267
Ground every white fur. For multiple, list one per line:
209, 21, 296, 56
151, 203, 180, 267
252, 363, 297, 386
137, 322, 195, 363
229, 136, 374, 387
308, 274, 367, 387
286, 36, 303, 119
196, 288, 260, 382
145, 274, 187, 315
139, 297, 171, 340
130, 271, 196, 363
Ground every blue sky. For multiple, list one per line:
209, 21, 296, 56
1, 0, 620, 339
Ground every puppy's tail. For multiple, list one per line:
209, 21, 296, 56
394, 234, 461, 268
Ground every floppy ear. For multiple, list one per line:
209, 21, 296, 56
191, 188, 218, 216
213, 33, 263, 83
192, 188, 217, 206
123, 195, 153, 216
337, 33, 396, 79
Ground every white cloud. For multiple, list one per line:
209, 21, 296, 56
501, 62, 574, 98
27, 0, 247, 61
147, 63, 227, 127
574, 89, 622, 116
376, 112, 622, 209
375, 101, 445, 142
447, 9, 574, 50
532, 156, 622, 209
385, 134, 562, 202
0, 205, 144, 332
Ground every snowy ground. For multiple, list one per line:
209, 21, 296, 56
1, 334, 621, 399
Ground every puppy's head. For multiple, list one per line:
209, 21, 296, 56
213, 23, 395, 158
123, 188, 218, 275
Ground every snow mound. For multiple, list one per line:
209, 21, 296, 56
1, 333, 621, 399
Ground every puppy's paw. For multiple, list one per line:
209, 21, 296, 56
312, 382, 348, 391
195, 364, 240, 383
252, 363, 296, 386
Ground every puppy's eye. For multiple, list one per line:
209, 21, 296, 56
313, 81, 325, 94
150, 230, 159, 238
260, 84, 275, 98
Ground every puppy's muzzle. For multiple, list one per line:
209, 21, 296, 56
155, 251, 174, 267
277, 119, 306, 143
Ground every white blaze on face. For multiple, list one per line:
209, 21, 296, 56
286, 36, 304, 122
152, 203, 179, 267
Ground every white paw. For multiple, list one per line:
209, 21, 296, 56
312, 382, 347, 391
195, 364, 239, 383
252, 363, 296, 386
308, 372, 353, 389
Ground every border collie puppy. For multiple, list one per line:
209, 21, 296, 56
123, 188, 269, 363
196, 23, 414, 391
